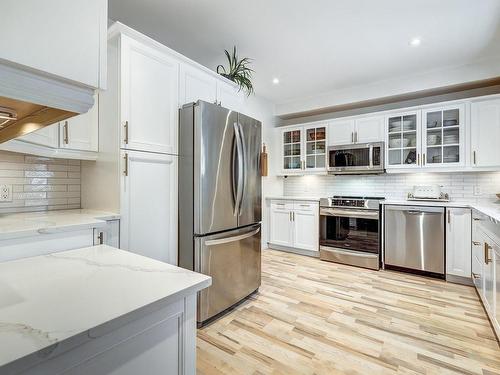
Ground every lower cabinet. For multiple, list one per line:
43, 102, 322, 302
120, 150, 178, 265
445, 207, 471, 279
269, 200, 319, 253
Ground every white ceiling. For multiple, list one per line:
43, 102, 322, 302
109, 0, 500, 107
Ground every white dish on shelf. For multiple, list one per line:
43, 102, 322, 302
389, 138, 401, 148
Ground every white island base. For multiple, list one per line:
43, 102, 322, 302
0, 246, 211, 375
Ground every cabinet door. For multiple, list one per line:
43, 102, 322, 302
446, 208, 471, 278
179, 64, 217, 105
282, 127, 303, 172
422, 105, 464, 168
355, 116, 384, 143
472, 254, 484, 300
121, 35, 179, 155
303, 124, 327, 170
120, 150, 177, 265
471, 99, 500, 167
19, 123, 59, 148
292, 203, 319, 251
386, 111, 420, 169
216, 81, 244, 112
269, 202, 293, 246
59, 94, 98, 152
328, 119, 355, 146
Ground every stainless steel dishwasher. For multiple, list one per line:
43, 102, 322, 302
384, 205, 445, 276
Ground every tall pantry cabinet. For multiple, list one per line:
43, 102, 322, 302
81, 24, 178, 265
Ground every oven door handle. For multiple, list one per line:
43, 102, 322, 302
320, 208, 379, 220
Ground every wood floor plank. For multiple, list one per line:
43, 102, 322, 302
197, 249, 500, 374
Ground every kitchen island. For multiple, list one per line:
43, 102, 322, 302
0, 245, 211, 375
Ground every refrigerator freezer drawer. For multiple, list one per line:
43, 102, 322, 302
384, 205, 444, 274
195, 224, 261, 323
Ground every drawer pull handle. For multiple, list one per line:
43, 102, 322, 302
472, 241, 481, 246
484, 242, 492, 265
472, 272, 481, 279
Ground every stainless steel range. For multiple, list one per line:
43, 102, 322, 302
319, 196, 384, 270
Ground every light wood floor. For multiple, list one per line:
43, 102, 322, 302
197, 249, 500, 375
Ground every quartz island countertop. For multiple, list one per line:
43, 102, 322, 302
0, 245, 211, 372
0, 209, 120, 241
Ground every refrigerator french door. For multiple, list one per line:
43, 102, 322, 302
178, 101, 262, 324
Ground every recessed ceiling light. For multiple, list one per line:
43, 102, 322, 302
272, 78, 280, 85
410, 37, 421, 46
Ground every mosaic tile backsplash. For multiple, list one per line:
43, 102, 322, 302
283, 172, 500, 202
0, 151, 81, 214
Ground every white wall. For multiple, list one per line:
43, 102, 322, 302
240, 95, 282, 247
283, 172, 500, 202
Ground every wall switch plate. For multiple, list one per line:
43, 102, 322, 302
0, 184, 12, 202
473, 185, 482, 196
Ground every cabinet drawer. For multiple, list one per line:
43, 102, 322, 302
293, 202, 318, 212
271, 200, 293, 210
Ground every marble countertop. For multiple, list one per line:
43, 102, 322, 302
0, 245, 211, 371
0, 209, 121, 241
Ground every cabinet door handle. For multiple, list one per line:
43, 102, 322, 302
484, 242, 492, 264
355, 132, 358, 143
289, 211, 292, 221
417, 153, 420, 166
473, 151, 476, 165
447, 210, 450, 224
473, 217, 481, 221
423, 153, 426, 165
351, 132, 354, 143
124, 121, 129, 144
472, 272, 481, 279
123, 153, 129, 176
472, 241, 481, 246
293, 212, 295, 221
63, 121, 69, 144
97, 232, 104, 245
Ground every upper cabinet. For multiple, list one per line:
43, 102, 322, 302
282, 124, 327, 173
216, 81, 244, 112
329, 116, 384, 146
179, 65, 217, 105
471, 99, 500, 167
385, 104, 464, 170
2, 0, 107, 89
120, 35, 180, 155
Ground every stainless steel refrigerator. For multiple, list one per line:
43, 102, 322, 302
178, 100, 262, 325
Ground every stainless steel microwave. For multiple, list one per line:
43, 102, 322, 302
327, 142, 384, 175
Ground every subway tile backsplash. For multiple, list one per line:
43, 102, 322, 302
283, 172, 500, 201
0, 151, 81, 214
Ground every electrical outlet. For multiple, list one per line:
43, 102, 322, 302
0, 184, 12, 202
473, 185, 482, 196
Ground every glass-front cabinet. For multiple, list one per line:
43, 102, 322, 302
422, 104, 464, 167
386, 111, 420, 168
386, 104, 464, 170
282, 124, 327, 173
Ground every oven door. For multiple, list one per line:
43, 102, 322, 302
319, 207, 380, 269
327, 143, 384, 174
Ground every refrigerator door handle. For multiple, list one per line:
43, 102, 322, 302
233, 122, 244, 217
237, 122, 247, 216
205, 226, 260, 246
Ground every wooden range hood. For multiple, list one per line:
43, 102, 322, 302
0, 96, 77, 143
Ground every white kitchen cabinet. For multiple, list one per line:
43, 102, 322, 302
2, 0, 107, 89
484, 239, 495, 313
269, 201, 294, 247
59, 94, 99, 152
179, 64, 217, 105
329, 116, 384, 146
328, 119, 355, 146
120, 150, 178, 265
120, 35, 180, 155
282, 124, 327, 173
446, 208, 471, 279
216, 80, 244, 112
470, 98, 500, 167
422, 104, 464, 168
293, 203, 319, 251
269, 200, 319, 253
19, 123, 59, 148
386, 110, 421, 169
355, 116, 385, 143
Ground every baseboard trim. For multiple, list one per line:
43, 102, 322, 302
446, 274, 473, 286
267, 243, 319, 257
